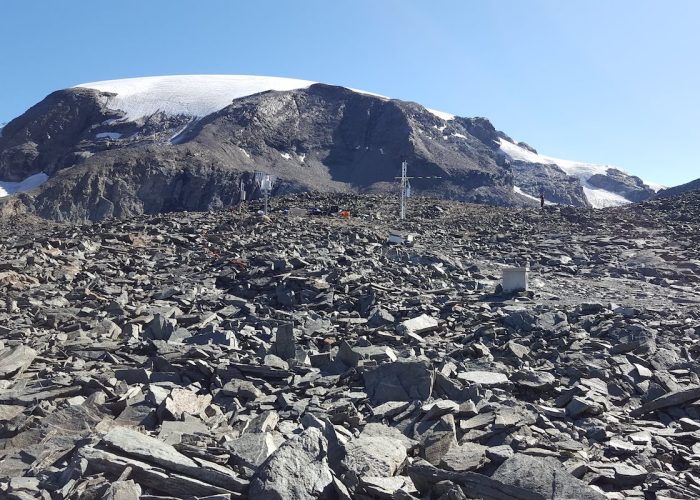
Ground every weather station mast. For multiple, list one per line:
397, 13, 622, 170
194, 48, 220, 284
395, 159, 441, 220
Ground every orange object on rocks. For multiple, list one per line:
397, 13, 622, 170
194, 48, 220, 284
340, 210, 351, 219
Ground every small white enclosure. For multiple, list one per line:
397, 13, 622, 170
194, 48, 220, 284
502, 266, 529, 293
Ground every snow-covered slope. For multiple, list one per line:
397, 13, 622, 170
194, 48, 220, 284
500, 138, 660, 208
513, 185, 553, 205
76, 75, 316, 121
0, 173, 49, 198
76, 75, 454, 122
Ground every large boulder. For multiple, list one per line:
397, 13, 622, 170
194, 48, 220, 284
0, 344, 36, 378
342, 435, 407, 478
363, 359, 434, 404
492, 454, 606, 500
249, 427, 334, 499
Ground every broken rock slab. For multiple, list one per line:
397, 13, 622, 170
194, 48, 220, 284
396, 314, 439, 337
272, 323, 296, 360
224, 432, 278, 471
342, 434, 408, 479
249, 427, 334, 500
492, 454, 606, 500
0, 345, 37, 378
630, 385, 700, 416
457, 370, 508, 388
77, 445, 239, 498
439, 442, 488, 472
363, 359, 435, 404
157, 387, 213, 420
101, 427, 246, 493
102, 480, 142, 500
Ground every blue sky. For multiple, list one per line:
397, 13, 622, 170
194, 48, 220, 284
1, 0, 697, 186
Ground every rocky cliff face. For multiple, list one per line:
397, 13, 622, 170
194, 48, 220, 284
587, 168, 656, 203
1, 82, 520, 221
0, 76, 662, 220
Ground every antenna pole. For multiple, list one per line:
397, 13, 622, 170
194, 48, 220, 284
400, 160, 407, 220
263, 174, 271, 215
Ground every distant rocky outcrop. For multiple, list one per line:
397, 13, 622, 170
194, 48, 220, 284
655, 177, 700, 199
587, 168, 656, 202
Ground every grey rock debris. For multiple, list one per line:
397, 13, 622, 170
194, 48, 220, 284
0, 191, 698, 498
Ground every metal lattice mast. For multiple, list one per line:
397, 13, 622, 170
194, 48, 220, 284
395, 159, 441, 221
239, 178, 247, 202
400, 160, 408, 220
262, 175, 271, 215
254, 171, 274, 215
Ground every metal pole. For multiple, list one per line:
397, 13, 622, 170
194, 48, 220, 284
400, 160, 407, 220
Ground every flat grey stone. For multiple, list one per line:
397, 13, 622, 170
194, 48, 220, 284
492, 454, 606, 500
0, 345, 36, 378
363, 360, 434, 404
342, 435, 407, 477
439, 442, 488, 472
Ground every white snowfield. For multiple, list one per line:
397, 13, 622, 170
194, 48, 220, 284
75, 75, 454, 122
499, 138, 662, 208
513, 185, 553, 206
0, 173, 49, 198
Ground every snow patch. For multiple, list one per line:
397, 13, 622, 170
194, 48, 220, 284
76, 75, 454, 122
0, 173, 49, 198
279, 152, 291, 160
583, 184, 631, 207
453, 133, 467, 139
77, 75, 316, 121
298, 153, 306, 163
169, 117, 199, 144
427, 109, 455, 121
96, 132, 122, 140
513, 185, 540, 203
513, 185, 553, 205
499, 138, 658, 208
643, 180, 666, 192
239, 147, 250, 159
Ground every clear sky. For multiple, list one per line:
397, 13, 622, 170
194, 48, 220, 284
1, 0, 698, 186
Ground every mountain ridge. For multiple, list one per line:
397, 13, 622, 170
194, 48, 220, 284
0, 75, 664, 220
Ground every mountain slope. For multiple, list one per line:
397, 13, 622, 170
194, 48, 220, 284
655, 177, 700, 199
498, 138, 661, 208
0, 75, 662, 220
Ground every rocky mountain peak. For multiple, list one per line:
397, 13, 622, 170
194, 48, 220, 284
0, 75, 665, 220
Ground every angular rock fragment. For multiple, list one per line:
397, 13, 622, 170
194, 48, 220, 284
630, 385, 700, 416
0, 345, 37, 378
342, 435, 408, 478
397, 314, 439, 337
363, 359, 434, 403
492, 454, 606, 500
439, 442, 488, 472
457, 371, 508, 387
249, 427, 334, 499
